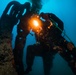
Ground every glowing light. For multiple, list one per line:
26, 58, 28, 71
28, 14, 42, 32
33, 20, 39, 27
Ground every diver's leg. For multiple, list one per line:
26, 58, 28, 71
25, 45, 35, 74
13, 36, 25, 75
13, 48, 24, 75
42, 48, 54, 75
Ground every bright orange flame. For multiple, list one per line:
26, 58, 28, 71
33, 20, 39, 27
28, 14, 42, 32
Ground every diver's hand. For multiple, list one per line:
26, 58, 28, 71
67, 42, 74, 51
53, 46, 62, 50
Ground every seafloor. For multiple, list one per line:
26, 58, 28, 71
0, 34, 17, 75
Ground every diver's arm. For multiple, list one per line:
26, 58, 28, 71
48, 13, 64, 31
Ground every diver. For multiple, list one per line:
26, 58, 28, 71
12, 0, 43, 74
12, 2, 32, 75
40, 12, 76, 75
24, 12, 64, 75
